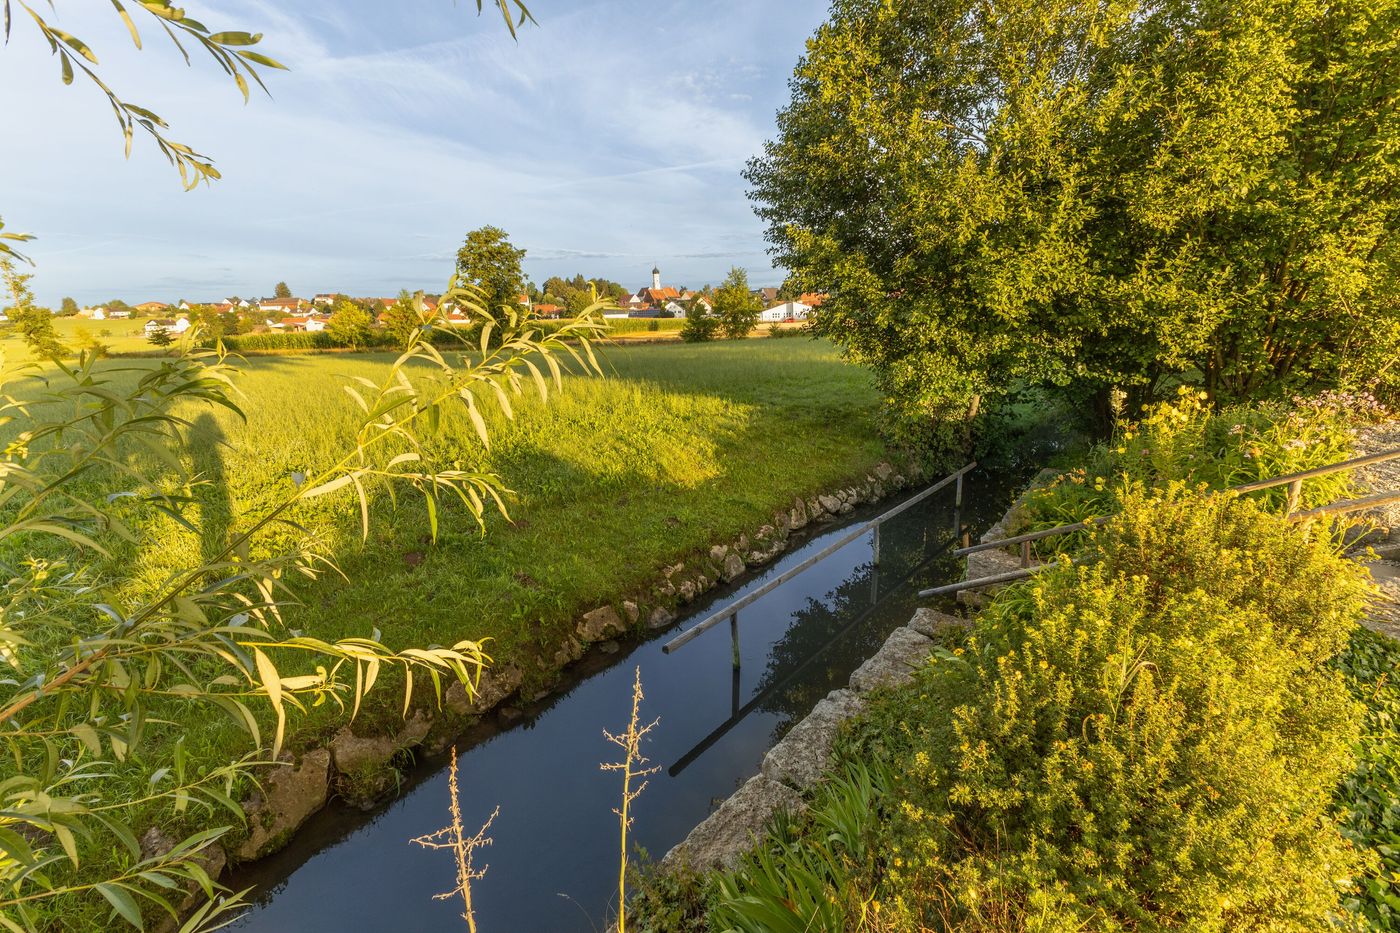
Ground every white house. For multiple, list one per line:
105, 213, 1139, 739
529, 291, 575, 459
82, 306, 108, 320
172, 316, 191, 333
665, 296, 711, 317
144, 318, 174, 335
760, 300, 812, 323
279, 316, 327, 332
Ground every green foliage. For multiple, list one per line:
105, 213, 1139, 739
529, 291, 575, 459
326, 297, 373, 349
379, 290, 426, 349
713, 267, 761, 340
680, 301, 719, 343
1334, 627, 1400, 932
748, 0, 1400, 431
542, 274, 626, 315
0, 215, 33, 264
58, 297, 79, 316
71, 329, 110, 359
704, 490, 1373, 931
187, 304, 242, 340
708, 761, 892, 932
10, 308, 65, 360
0, 284, 608, 929
1021, 388, 1377, 546
145, 326, 174, 349
273, 281, 291, 299
455, 226, 527, 315
3, 256, 66, 360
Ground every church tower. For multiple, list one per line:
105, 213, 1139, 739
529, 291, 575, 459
652, 264, 661, 292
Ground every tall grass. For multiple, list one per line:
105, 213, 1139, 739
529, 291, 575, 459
0, 338, 888, 926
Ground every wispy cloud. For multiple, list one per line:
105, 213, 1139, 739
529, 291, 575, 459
2, 0, 828, 303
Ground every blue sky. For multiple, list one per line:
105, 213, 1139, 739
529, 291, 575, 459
1, 0, 828, 305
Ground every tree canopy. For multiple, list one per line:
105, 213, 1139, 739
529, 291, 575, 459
712, 267, 761, 340
747, 0, 1400, 434
455, 226, 527, 314
327, 296, 374, 348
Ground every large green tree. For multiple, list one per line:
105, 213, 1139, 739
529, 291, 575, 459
712, 267, 761, 339
327, 296, 373, 348
747, 0, 1400, 434
455, 226, 526, 313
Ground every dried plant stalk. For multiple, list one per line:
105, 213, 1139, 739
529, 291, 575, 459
411, 750, 498, 932
600, 666, 660, 931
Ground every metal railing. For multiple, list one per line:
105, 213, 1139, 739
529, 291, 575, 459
920, 446, 1400, 599
661, 461, 977, 655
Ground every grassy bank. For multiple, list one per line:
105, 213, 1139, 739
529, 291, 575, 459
636, 395, 1396, 932
8, 336, 892, 924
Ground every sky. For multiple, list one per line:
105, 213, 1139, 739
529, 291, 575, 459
1, 0, 829, 306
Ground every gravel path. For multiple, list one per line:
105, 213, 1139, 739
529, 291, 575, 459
1353, 419, 1400, 636
1354, 419, 1400, 549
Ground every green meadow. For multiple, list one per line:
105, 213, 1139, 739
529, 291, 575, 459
165, 337, 886, 682
38, 337, 887, 792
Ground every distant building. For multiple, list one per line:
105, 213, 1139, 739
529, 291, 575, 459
629, 265, 682, 310
83, 306, 109, 320
665, 296, 711, 317
144, 318, 174, 335
760, 300, 813, 323
312, 293, 338, 307
279, 316, 326, 333
534, 303, 563, 319
259, 297, 307, 314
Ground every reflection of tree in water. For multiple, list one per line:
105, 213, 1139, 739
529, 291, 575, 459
752, 515, 964, 738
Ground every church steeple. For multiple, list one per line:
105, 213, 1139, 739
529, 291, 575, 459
651, 264, 661, 291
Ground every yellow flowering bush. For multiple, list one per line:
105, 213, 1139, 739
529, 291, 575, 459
1023, 389, 1371, 548
699, 490, 1374, 932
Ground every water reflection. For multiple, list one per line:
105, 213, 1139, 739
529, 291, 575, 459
228, 468, 1017, 931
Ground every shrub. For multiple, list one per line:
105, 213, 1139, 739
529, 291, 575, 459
680, 304, 719, 343
1334, 627, 1400, 932
1022, 388, 1371, 542
712, 489, 1373, 931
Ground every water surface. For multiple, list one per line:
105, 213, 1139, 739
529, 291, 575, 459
230, 467, 1018, 931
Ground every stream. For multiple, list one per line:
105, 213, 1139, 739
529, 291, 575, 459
227, 465, 1022, 931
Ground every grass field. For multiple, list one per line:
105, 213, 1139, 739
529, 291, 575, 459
2, 314, 156, 357
156, 337, 887, 702
7, 335, 889, 913
0, 314, 696, 362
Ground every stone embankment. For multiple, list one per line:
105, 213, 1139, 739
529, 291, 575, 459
660, 606, 967, 872
660, 466, 1030, 873
220, 461, 919, 870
